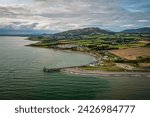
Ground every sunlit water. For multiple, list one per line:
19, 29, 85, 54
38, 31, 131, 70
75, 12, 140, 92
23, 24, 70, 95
0, 36, 150, 100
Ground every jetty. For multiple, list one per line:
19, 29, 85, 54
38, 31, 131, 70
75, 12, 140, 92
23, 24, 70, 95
43, 66, 82, 72
43, 59, 100, 73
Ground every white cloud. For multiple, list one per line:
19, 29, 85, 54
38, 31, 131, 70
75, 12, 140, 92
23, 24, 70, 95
121, 24, 134, 28
137, 20, 149, 22
0, 0, 149, 32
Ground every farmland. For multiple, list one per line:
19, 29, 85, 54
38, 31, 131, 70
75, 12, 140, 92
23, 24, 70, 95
28, 28, 150, 72
109, 47, 150, 60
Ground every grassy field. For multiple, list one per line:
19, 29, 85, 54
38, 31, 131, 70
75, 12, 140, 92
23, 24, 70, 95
80, 62, 124, 72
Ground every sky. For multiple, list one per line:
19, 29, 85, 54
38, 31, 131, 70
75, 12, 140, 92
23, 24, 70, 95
0, 0, 149, 33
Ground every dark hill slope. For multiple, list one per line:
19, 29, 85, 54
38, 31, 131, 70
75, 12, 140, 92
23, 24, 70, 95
121, 27, 150, 34
50, 27, 114, 39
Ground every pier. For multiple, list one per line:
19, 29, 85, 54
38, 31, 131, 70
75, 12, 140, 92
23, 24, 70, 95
43, 65, 85, 72
43, 59, 100, 73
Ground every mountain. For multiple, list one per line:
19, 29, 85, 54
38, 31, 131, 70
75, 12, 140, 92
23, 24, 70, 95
0, 28, 49, 36
121, 27, 150, 34
50, 27, 114, 39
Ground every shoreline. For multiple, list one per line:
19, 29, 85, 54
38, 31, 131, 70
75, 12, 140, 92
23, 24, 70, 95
27, 43, 99, 64
27, 39, 150, 75
61, 67, 150, 77
27, 44, 99, 59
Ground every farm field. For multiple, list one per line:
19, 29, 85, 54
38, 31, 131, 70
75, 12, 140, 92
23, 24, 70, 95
109, 47, 150, 60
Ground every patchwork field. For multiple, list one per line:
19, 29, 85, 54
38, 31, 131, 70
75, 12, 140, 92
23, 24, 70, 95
109, 47, 150, 60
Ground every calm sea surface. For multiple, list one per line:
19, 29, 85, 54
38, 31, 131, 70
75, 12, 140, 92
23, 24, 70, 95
0, 36, 150, 100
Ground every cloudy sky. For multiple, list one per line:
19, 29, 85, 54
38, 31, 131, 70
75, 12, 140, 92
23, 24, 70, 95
0, 0, 149, 33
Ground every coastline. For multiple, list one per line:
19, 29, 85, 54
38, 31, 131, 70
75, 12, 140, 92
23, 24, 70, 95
27, 45, 100, 60
27, 39, 150, 75
61, 67, 150, 77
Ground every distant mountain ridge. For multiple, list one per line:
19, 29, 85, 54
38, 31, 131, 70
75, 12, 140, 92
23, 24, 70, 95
121, 27, 150, 34
0, 28, 49, 36
49, 27, 150, 40
0, 27, 150, 37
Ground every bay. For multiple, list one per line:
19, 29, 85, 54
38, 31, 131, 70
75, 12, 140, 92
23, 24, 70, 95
0, 36, 150, 100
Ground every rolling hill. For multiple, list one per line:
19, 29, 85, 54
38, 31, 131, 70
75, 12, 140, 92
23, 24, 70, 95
49, 27, 114, 39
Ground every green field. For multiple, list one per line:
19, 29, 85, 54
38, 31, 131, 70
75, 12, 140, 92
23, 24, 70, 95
28, 33, 150, 72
